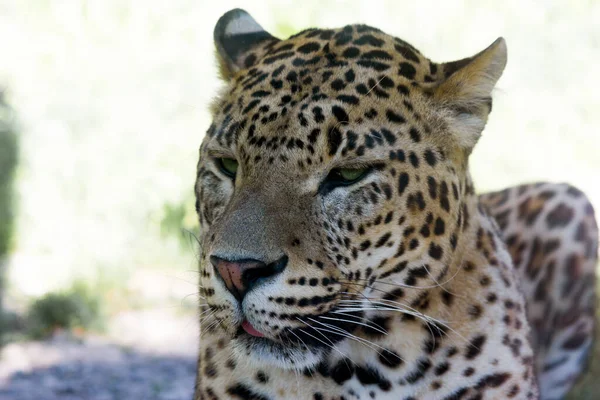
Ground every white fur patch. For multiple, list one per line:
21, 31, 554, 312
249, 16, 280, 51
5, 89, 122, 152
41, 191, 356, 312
231, 336, 325, 371
225, 14, 264, 37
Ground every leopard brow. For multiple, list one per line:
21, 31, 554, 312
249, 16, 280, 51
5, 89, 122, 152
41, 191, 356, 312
206, 147, 236, 159
331, 154, 390, 169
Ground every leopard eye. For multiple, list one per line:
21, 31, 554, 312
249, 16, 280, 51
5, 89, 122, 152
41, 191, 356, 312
338, 168, 367, 182
217, 158, 239, 177
320, 167, 371, 195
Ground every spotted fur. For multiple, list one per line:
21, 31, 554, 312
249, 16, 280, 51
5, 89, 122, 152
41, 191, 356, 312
480, 183, 598, 399
193, 9, 598, 400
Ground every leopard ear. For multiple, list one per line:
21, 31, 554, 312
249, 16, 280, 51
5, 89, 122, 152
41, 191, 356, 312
214, 9, 280, 81
433, 38, 507, 150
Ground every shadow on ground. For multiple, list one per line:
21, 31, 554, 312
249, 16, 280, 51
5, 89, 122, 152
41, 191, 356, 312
0, 335, 196, 400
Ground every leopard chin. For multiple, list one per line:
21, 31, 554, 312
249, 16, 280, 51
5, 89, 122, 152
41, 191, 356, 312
231, 333, 326, 371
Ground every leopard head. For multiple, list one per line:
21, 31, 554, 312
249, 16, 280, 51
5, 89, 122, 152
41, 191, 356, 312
195, 9, 506, 370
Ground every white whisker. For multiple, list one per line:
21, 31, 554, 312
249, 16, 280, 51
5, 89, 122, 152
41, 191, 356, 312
335, 297, 470, 346
295, 318, 348, 360
317, 315, 388, 336
307, 317, 390, 356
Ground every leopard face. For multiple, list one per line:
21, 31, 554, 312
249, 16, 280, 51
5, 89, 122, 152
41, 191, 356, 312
195, 9, 506, 371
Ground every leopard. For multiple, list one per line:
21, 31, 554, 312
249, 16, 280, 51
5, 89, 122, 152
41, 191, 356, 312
193, 9, 598, 400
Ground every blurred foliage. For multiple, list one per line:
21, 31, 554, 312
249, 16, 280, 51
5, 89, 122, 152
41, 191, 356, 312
26, 281, 105, 339
0, 89, 19, 343
0, 309, 24, 345
0, 90, 18, 257
159, 196, 200, 251
0, 91, 18, 257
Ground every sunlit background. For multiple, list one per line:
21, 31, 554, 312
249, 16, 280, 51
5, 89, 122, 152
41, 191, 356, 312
0, 1, 599, 399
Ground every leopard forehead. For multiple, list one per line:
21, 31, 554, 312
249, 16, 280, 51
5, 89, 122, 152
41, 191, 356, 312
207, 23, 449, 156
224, 23, 439, 94
205, 9, 505, 172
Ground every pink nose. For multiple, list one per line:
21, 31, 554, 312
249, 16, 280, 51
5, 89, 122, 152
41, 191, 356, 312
210, 255, 288, 301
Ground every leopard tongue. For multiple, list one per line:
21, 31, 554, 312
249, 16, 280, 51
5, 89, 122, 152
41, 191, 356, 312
242, 320, 265, 337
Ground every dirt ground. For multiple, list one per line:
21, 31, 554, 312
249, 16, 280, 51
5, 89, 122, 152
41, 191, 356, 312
0, 309, 198, 400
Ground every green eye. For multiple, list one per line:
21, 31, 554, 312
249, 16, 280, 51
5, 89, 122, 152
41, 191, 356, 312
218, 158, 238, 177
319, 166, 372, 194
338, 168, 367, 182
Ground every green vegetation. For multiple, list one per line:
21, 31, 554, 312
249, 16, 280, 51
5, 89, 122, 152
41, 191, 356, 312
0, 91, 17, 259
0, 90, 18, 344
159, 197, 200, 251
26, 281, 105, 339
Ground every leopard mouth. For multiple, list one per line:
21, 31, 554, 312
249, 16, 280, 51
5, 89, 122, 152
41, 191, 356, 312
232, 327, 327, 371
235, 308, 364, 350
241, 319, 265, 337
230, 309, 364, 370
233, 320, 271, 344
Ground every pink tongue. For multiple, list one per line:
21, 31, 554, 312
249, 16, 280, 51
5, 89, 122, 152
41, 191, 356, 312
242, 320, 265, 337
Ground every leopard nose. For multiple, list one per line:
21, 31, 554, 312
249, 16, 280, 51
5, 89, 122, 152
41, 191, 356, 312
210, 255, 288, 301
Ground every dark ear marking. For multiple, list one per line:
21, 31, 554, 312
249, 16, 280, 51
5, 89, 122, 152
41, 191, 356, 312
214, 9, 279, 80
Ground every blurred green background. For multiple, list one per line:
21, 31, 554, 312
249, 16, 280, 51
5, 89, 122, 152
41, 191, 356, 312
0, 0, 598, 397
